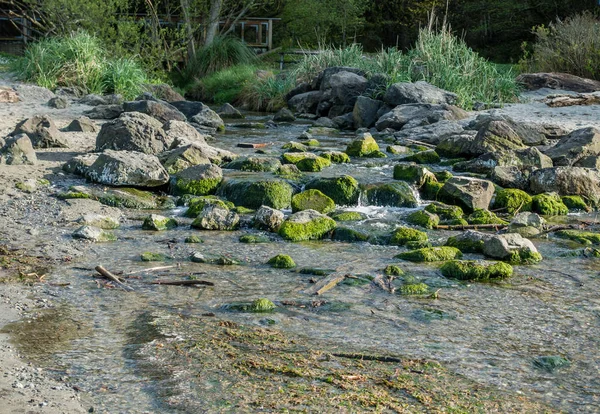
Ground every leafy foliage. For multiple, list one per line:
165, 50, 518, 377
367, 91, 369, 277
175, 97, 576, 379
184, 36, 256, 81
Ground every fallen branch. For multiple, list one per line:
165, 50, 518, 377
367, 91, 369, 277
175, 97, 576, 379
148, 280, 214, 286
434, 224, 508, 230
535, 225, 578, 238
332, 352, 403, 363
543, 93, 600, 107
95, 266, 134, 292
303, 273, 347, 295
399, 139, 436, 149
126, 265, 179, 275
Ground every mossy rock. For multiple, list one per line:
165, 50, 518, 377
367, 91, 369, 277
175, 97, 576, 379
142, 214, 178, 231
172, 164, 223, 196
403, 150, 441, 164
492, 189, 532, 215
555, 230, 600, 245
234, 206, 255, 215
267, 254, 296, 268
440, 260, 513, 281
386, 145, 410, 154
305, 175, 360, 206
329, 211, 366, 221
305, 139, 320, 147
57, 191, 91, 200
424, 202, 463, 220
297, 268, 334, 276
396, 246, 462, 262
224, 157, 282, 172
445, 236, 485, 253
239, 234, 271, 243
389, 227, 428, 246
399, 283, 429, 295
420, 181, 443, 200
276, 164, 303, 178
320, 151, 350, 163
282, 152, 331, 172
384, 265, 404, 276
363, 182, 418, 208
250, 298, 276, 312
97, 188, 175, 210
434, 171, 453, 183
508, 249, 543, 265
140, 252, 169, 262
282, 141, 308, 152
291, 189, 335, 214
561, 196, 591, 212
467, 209, 508, 225
531, 193, 568, 216
406, 240, 431, 249
278, 210, 337, 242
345, 133, 380, 157
332, 227, 370, 243
217, 179, 294, 210
185, 196, 233, 218
367, 150, 387, 158
442, 218, 469, 226
184, 235, 203, 243
406, 210, 440, 229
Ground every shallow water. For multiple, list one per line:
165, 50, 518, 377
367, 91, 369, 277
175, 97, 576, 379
7, 116, 600, 413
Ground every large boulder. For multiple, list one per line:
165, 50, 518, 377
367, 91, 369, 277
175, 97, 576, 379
86, 150, 169, 187
96, 112, 168, 154
305, 175, 360, 206
83, 104, 124, 119
467, 113, 546, 146
171, 163, 223, 196
291, 189, 335, 214
190, 107, 225, 131
363, 182, 418, 208
384, 81, 457, 106
482, 233, 542, 264
170, 101, 205, 119
313, 66, 366, 91
163, 120, 209, 148
375, 104, 467, 131
144, 83, 185, 102
288, 91, 323, 114
543, 127, 600, 166
490, 166, 530, 190
278, 209, 336, 241
438, 177, 495, 212
12, 115, 68, 148
435, 132, 478, 157
352, 96, 382, 129
217, 179, 294, 209
529, 167, 600, 200
273, 108, 295, 122
218, 103, 244, 119
464, 119, 527, 156
393, 120, 466, 145
453, 147, 553, 175
158, 144, 211, 174
123, 100, 186, 123
329, 71, 368, 108
0, 134, 37, 165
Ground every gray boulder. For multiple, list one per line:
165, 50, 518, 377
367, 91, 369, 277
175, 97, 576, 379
171, 163, 223, 196
65, 117, 97, 133
86, 150, 169, 187
191, 204, 239, 231
454, 147, 552, 175
48, 96, 69, 109
79, 94, 107, 106
332, 113, 354, 130
63, 153, 99, 176
72, 226, 116, 242
375, 104, 467, 131
353, 96, 382, 129
190, 107, 225, 131
482, 233, 540, 262
95, 112, 168, 154
273, 108, 295, 122
466, 119, 527, 156
12, 115, 68, 148
384, 81, 457, 106
313, 66, 365, 91
543, 127, 600, 166
435, 131, 478, 157
0, 134, 37, 165
490, 166, 530, 190
329, 71, 368, 107
158, 144, 212, 174
575, 156, 600, 168
529, 167, 600, 200
170, 101, 205, 119
163, 120, 209, 148
394, 120, 465, 145
123, 100, 186, 123
438, 177, 495, 212
288, 91, 323, 114
509, 212, 546, 237
83, 104, 124, 119
313, 117, 335, 128
467, 113, 546, 146
362, 182, 418, 208
254, 206, 285, 232
217, 103, 243, 119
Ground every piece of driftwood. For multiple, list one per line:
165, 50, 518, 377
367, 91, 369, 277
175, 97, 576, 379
399, 138, 436, 148
149, 279, 214, 286
516, 72, 600, 93
371, 275, 396, 294
303, 273, 347, 295
95, 265, 134, 292
543, 93, 600, 107
434, 224, 508, 230
237, 142, 271, 148
332, 352, 403, 363
126, 265, 179, 275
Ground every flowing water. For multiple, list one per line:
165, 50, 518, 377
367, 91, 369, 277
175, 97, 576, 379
4, 115, 600, 413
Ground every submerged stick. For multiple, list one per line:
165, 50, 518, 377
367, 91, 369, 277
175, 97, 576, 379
332, 352, 403, 363
126, 265, 179, 275
303, 273, 346, 295
149, 280, 214, 286
434, 224, 508, 230
95, 266, 134, 292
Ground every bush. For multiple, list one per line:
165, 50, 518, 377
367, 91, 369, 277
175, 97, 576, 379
102, 58, 147, 98
240, 74, 296, 112
188, 64, 257, 103
522, 12, 600, 80
184, 36, 256, 81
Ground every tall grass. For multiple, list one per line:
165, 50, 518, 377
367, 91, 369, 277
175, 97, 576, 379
184, 36, 256, 82
187, 64, 257, 104
11, 32, 149, 99
240, 74, 296, 112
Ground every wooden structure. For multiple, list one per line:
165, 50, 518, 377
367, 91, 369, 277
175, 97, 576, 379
229, 17, 279, 52
0, 9, 33, 54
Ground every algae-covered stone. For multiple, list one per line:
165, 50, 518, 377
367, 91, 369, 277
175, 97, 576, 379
282, 152, 331, 172
424, 202, 463, 221
399, 282, 430, 295
140, 252, 169, 261
555, 230, 600, 245
482, 233, 542, 264
492, 189, 532, 215
276, 164, 303, 178
445, 230, 491, 253
268, 254, 296, 268
389, 227, 428, 246
531, 193, 569, 216
142, 214, 178, 231
467, 209, 508, 225
393, 164, 436, 188
239, 234, 270, 243
346, 132, 380, 157
250, 298, 276, 312
434, 170, 453, 183
440, 260, 513, 281
406, 210, 440, 229
305, 175, 360, 206
396, 246, 462, 262
185, 196, 233, 218
224, 156, 281, 172
79, 213, 120, 229
420, 181, 443, 200
282, 141, 308, 152
291, 189, 335, 214
384, 265, 404, 276
279, 209, 336, 241
386, 145, 410, 155
218, 179, 294, 209
184, 235, 203, 243
403, 150, 441, 164
363, 182, 418, 208
191, 204, 240, 230
332, 227, 370, 242
561, 195, 591, 211
72, 226, 117, 242
320, 151, 350, 163
172, 164, 223, 196
97, 187, 175, 210
330, 211, 366, 221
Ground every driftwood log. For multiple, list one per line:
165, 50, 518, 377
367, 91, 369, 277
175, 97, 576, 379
543, 93, 600, 108
95, 265, 134, 291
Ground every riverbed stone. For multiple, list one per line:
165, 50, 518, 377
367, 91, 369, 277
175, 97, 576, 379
346, 133, 380, 157
424, 202, 463, 221
291, 189, 335, 214
273, 107, 295, 122
529, 167, 600, 201
329, 71, 368, 107
305, 175, 360, 206
191, 204, 239, 230
393, 120, 465, 146
282, 141, 308, 152
278, 209, 336, 242
508, 212, 546, 237
490, 166, 530, 190
406, 210, 439, 229
190, 107, 225, 131
163, 120, 209, 148
543, 126, 600, 166
440, 260, 513, 281
79, 213, 120, 229
65, 116, 97, 133
375, 103, 467, 131
466, 209, 508, 225
142, 214, 178, 231
83, 104, 124, 119
454, 147, 553, 175
438, 176, 495, 212
288, 91, 323, 114
86, 150, 169, 187
72, 226, 117, 242
281, 152, 331, 172
172, 164, 223, 196
158, 144, 211, 174
389, 227, 428, 246
96, 112, 168, 154
217, 103, 244, 119
396, 246, 462, 262
254, 206, 285, 232
0, 134, 37, 165
402, 150, 441, 164
123, 99, 187, 123
267, 254, 296, 268
384, 81, 458, 106
12, 115, 68, 148
393, 164, 436, 188
218, 179, 294, 209
352, 96, 382, 128
224, 156, 282, 172
321, 151, 350, 163
184, 196, 232, 217
445, 230, 492, 253
482, 233, 542, 264
363, 182, 418, 208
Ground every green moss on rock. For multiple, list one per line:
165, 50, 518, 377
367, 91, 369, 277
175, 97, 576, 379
364, 182, 418, 208
561, 196, 591, 211
555, 230, 600, 245
531, 193, 569, 216
434, 171, 453, 183
389, 226, 428, 246
406, 210, 440, 229
282, 141, 308, 152
184, 235, 203, 243
142, 214, 178, 231
329, 211, 366, 221
440, 260, 513, 281
141, 252, 169, 262
320, 151, 350, 163
250, 298, 276, 312
218, 179, 294, 210
399, 283, 429, 295
467, 209, 508, 225
278, 210, 337, 242
445, 236, 484, 253
396, 246, 462, 262
403, 150, 441, 164
425, 202, 463, 220
296, 155, 331, 172
306, 175, 360, 206
508, 249, 543, 265
267, 254, 296, 268
384, 265, 404, 276
493, 189, 532, 215
346, 133, 380, 157
332, 227, 370, 243
186, 197, 232, 218
239, 234, 271, 243
420, 181, 443, 200
291, 189, 335, 214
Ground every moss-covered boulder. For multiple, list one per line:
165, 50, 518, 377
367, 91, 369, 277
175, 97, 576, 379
185, 196, 233, 218
320, 151, 350, 163
440, 260, 513, 281
389, 227, 428, 246
396, 246, 462, 262
305, 175, 360, 206
330, 211, 367, 221
332, 227, 371, 242
555, 230, 600, 245
282, 141, 308, 152
142, 214, 178, 231
424, 202, 463, 221
492, 189, 532, 215
282, 152, 331, 172
531, 193, 569, 216
172, 164, 223, 196
345, 133, 380, 157
140, 252, 169, 262
363, 182, 418, 208
402, 150, 441, 164
561, 195, 591, 211
420, 181, 443, 200
393, 164, 437, 188
279, 209, 337, 242
223, 156, 282, 172
276, 164, 303, 178
72, 226, 117, 242
445, 230, 491, 253
250, 298, 276, 312
291, 189, 335, 214
434, 170, 453, 183
217, 179, 294, 210
467, 209, 508, 225
268, 254, 296, 268
158, 145, 211, 174
384, 265, 404, 276
406, 210, 440, 229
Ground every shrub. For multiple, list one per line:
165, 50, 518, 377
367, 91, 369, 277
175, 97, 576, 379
240, 74, 296, 112
184, 36, 256, 81
522, 12, 600, 80
102, 58, 147, 99
188, 64, 257, 103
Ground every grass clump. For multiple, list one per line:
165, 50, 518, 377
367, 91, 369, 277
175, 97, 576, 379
188, 64, 256, 104
396, 246, 462, 262
440, 260, 513, 281
267, 254, 296, 269
184, 36, 256, 79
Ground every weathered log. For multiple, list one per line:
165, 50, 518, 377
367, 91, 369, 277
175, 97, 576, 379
149, 279, 214, 286
543, 93, 600, 108
95, 265, 134, 291
517, 72, 600, 93
303, 273, 347, 295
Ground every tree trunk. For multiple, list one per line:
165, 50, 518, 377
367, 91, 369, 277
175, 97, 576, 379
180, 0, 196, 61
204, 0, 224, 46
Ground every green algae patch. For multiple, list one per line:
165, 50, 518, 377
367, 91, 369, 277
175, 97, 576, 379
508, 249, 543, 265
140, 252, 170, 262
184, 235, 203, 243
399, 282, 430, 295
425, 202, 463, 221
282, 141, 308, 152
555, 230, 600, 245
329, 211, 366, 221
173, 176, 221, 196
291, 189, 335, 214
389, 227, 428, 246
420, 180, 443, 200
396, 246, 462, 262
267, 254, 296, 269
492, 189, 532, 215
403, 150, 441, 164
185, 196, 233, 218
320, 151, 350, 163
218, 179, 294, 210
297, 155, 331, 172
467, 209, 508, 225
406, 210, 440, 229
142, 214, 178, 231
561, 195, 591, 211
384, 265, 404, 276
251, 298, 276, 312
531, 193, 569, 216
440, 260, 513, 281
239, 234, 270, 243
445, 236, 484, 253
306, 175, 360, 206
279, 210, 336, 242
